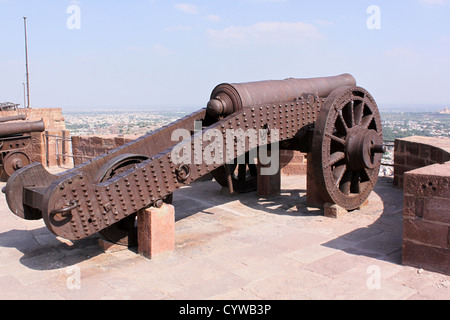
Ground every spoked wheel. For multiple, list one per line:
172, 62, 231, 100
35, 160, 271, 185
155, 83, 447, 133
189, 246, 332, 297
211, 152, 258, 193
312, 86, 385, 211
2, 151, 31, 179
94, 154, 159, 247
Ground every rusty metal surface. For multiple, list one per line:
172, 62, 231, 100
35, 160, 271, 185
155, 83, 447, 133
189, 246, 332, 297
206, 73, 355, 120
0, 120, 45, 138
4, 74, 384, 245
0, 114, 27, 123
0, 119, 46, 180
311, 86, 384, 210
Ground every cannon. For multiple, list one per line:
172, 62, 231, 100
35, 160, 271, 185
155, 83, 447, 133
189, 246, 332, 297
0, 114, 27, 123
0, 119, 46, 180
3, 74, 384, 247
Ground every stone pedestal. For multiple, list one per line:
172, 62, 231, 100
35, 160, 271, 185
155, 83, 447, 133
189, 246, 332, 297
403, 162, 450, 275
137, 204, 175, 259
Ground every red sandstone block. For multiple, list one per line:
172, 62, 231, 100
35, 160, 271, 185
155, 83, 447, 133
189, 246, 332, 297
419, 144, 431, 159
395, 153, 406, 165
281, 164, 307, 176
403, 195, 416, 218
423, 198, 450, 224
280, 154, 295, 165
402, 241, 450, 275
404, 166, 450, 199
114, 137, 126, 146
137, 204, 175, 259
394, 164, 414, 176
403, 219, 450, 249
324, 203, 347, 219
405, 142, 420, 156
90, 136, 104, 148
102, 138, 116, 149
406, 156, 430, 168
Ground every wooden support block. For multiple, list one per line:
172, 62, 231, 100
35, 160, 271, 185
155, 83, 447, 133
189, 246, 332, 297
137, 204, 175, 259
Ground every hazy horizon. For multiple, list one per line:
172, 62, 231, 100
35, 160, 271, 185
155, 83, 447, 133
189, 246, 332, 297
2, 1, 450, 109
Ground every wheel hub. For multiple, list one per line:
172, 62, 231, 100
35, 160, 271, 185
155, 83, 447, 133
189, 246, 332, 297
345, 128, 384, 171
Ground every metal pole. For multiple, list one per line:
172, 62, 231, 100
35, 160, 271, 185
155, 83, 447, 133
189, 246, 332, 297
23, 17, 30, 109
22, 83, 26, 109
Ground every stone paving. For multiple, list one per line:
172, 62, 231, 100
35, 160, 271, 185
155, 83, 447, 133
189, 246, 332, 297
0, 175, 449, 300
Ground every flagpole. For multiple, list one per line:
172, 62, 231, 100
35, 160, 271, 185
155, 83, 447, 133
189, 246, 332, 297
24, 17, 30, 109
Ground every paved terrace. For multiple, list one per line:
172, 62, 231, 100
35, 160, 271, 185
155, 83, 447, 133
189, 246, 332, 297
0, 175, 449, 300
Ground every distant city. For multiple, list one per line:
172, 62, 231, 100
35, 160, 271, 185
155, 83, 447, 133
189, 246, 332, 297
64, 107, 450, 142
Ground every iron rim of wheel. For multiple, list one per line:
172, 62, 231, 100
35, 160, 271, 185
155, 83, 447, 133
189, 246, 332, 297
95, 154, 149, 247
211, 151, 258, 193
312, 86, 383, 211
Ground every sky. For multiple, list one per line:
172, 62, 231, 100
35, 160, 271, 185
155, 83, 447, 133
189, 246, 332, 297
0, 0, 449, 112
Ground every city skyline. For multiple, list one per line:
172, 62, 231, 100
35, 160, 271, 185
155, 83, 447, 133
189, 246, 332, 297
1, 0, 449, 111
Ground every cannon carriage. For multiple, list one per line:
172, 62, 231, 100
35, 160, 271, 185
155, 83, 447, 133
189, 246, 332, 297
3, 74, 385, 247
0, 115, 45, 180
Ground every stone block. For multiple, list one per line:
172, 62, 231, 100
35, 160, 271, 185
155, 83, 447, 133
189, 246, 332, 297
324, 203, 348, 219
403, 241, 450, 275
403, 219, 449, 249
137, 204, 175, 259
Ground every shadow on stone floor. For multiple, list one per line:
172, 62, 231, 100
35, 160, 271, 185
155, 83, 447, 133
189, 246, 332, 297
0, 227, 103, 271
323, 177, 404, 264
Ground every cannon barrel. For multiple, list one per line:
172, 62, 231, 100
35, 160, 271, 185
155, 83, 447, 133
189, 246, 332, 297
207, 73, 356, 119
0, 114, 27, 123
0, 120, 45, 138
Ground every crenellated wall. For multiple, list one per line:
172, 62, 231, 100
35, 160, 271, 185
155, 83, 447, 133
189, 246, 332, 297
394, 136, 450, 275
394, 136, 450, 188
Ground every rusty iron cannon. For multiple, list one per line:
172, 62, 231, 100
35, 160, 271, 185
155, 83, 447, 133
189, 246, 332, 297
3, 74, 384, 246
0, 118, 45, 180
0, 114, 27, 123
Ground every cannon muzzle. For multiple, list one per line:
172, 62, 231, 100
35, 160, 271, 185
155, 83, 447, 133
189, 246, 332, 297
207, 73, 356, 119
0, 120, 45, 138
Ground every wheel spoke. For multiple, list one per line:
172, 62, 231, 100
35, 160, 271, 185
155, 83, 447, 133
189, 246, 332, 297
350, 171, 360, 194
360, 114, 374, 129
333, 165, 347, 186
325, 132, 346, 146
354, 101, 364, 125
339, 170, 352, 195
327, 151, 345, 168
343, 102, 355, 128
337, 112, 349, 134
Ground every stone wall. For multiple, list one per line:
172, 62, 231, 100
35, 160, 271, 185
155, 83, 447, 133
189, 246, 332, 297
280, 150, 307, 176
0, 108, 70, 168
394, 136, 450, 188
403, 162, 450, 275
394, 136, 450, 275
71, 135, 138, 167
